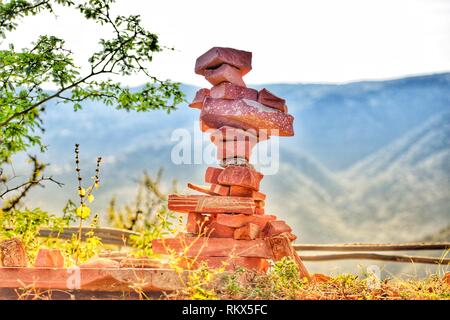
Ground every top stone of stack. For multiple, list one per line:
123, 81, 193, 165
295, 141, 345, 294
195, 47, 252, 76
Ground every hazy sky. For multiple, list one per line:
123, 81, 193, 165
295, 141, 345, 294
4, 0, 450, 86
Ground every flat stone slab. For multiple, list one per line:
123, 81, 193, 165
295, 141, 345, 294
0, 267, 187, 292
152, 236, 273, 258
217, 165, 264, 191
201, 98, 294, 136
195, 47, 252, 76
168, 194, 256, 215
204, 64, 246, 87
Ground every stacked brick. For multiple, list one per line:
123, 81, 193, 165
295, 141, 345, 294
152, 47, 309, 277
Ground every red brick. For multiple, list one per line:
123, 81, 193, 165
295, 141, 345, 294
195, 47, 252, 76
168, 195, 255, 215
262, 220, 292, 237
234, 223, 260, 240
257, 88, 286, 112
201, 97, 294, 136
35, 248, 65, 268
180, 256, 268, 272
215, 214, 276, 229
204, 167, 223, 184
0, 238, 27, 267
210, 82, 257, 100
189, 88, 210, 109
152, 236, 273, 258
204, 221, 235, 238
209, 183, 230, 196
204, 64, 246, 87
218, 166, 263, 191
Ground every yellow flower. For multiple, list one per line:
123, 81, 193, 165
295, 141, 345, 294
78, 187, 86, 197
87, 194, 95, 203
76, 204, 91, 219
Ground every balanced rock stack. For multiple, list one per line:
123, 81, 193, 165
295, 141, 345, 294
152, 47, 309, 277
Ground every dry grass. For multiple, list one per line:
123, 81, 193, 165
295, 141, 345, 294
162, 258, 450, 300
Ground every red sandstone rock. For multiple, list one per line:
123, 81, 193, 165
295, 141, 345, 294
217, 166, 264, 191
210, 126, 259, 144
234, 223, 260, 240
201, 98, 294, 136
204, 167, 223, 184
210, 82, 257, 100
255, 200, 265, 208
0, 267, 186, 292
266, 233, 310, 279
35, 248, 65, 268
195, 47, 252, 76
262, 220, 292, 238
254, 208, 265, 215
181, 256, 268, 272
209, 183, 230, 196
189, 88, 210, 109
229, 185, 253, 197
229, 186, 266, 200
0, 238, 27, 267
79, 257, 120, 269
215, 139, 255, 161
204, 221, 236, 238
168, 195, 256, 215
204, 64, 246, 87
152, 236, 273, 258
215, 214, 276, 229
186, 213, 209, 233
257, 88, 286, 112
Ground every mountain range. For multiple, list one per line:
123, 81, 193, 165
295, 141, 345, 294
8, 72, 450, 245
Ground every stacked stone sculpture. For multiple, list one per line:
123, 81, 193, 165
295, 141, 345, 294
153, 47, 309, 277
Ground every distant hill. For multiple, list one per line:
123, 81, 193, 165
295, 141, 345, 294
10, 72, 450, 243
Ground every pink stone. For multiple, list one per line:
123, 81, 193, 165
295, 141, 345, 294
204, 167, 224, 184
152, 236, 273, 258
262, 220, 292, 238
210, 82, 257, 100
0, 238, 27, 267
189, 88, 210, 109
257, 88, 287, 112
168, 195, 256, 215
209, 183, 230, 196
210, 126, 260, 144
234, 223, 260, 240
200, 98, 294, 136
217, 166, 264, 191
35, 248, 65, 268
204, 64, 246, 87
195, 47, 252, 76
214, 139, 256, 161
